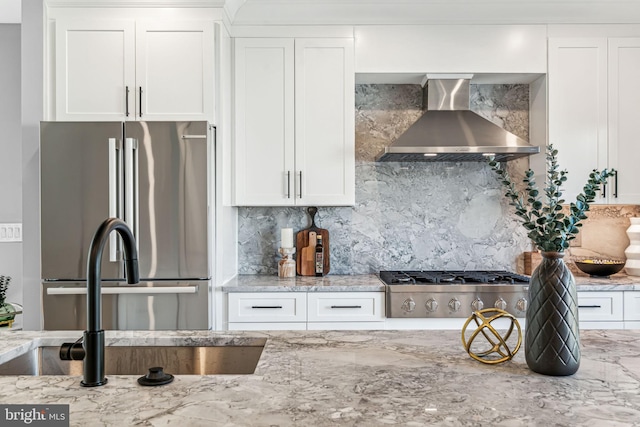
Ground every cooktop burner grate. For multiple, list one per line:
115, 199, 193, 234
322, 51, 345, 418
380, 270, 530, 285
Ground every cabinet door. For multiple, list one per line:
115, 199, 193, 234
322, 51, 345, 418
624, 291, 640, 321
135, 21, 214, 121
55, 19, 135, 121
608, 38, 640, 204
548, 38, 608, 204
294, 38, 355, 206
233, 38, 295, 206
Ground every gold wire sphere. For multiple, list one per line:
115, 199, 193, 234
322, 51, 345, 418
461, 308, 522, 364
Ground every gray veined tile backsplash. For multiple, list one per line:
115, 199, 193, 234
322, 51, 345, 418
238, 84, 534, 275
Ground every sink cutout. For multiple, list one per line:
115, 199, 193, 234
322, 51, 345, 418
0, 341, 266, 376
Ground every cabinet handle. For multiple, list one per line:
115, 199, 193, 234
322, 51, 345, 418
614, 173, 618, 198
251, 305, 283, 309
602, 183, 606, 198
139, 87, 143, 117
287, 171, 291, 199
330, 305, 362, 309
125, 86, 130, 117
298, 171, 302, 199
578, 305, 602, 309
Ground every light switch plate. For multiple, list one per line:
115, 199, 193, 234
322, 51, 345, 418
0, 223, 22, 242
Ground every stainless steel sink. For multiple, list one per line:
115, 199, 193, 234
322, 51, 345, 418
0, 341, 266, 376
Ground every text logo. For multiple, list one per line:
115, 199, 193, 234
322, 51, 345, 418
0, 405, 69, 426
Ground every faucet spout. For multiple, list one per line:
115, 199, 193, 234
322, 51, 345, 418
82, 218, 139, 387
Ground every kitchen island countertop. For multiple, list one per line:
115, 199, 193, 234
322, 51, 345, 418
222, 273, 640, 292
0, 329, 639, 426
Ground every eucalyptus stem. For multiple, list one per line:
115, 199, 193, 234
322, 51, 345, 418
488, 144, 616, 253
0, 275, 11, 305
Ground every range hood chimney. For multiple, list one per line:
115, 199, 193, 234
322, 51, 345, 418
375, 76, 540, 162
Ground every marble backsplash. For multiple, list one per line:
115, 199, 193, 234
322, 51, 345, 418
238, 84, 536, 275
238, 84, 639, 275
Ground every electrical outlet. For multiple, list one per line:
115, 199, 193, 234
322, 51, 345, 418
0, 223, 22, 242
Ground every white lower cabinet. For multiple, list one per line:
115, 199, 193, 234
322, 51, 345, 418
227, 292, 307, 330
577, 290, 640, 330
624, 291, 640, 326
227, 292, 385, 330
307, 292, 385, 329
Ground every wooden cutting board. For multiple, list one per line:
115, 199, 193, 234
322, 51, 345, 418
296, 207, 330, 276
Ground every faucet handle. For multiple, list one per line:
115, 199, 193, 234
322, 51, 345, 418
59, 338, 85, 361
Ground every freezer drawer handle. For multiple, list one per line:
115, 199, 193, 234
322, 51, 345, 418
181, 135, 207, 139
251, 305, 283, 309
47, 286, 198, 295
330, 305, 362, 309
578, 305, 602, 309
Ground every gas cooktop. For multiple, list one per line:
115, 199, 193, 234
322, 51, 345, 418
381, 270, 530, 318
380, 270, 530, 285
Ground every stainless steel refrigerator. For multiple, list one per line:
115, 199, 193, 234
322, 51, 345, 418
40, 121, 212, 330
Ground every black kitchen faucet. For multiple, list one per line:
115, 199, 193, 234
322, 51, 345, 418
60, 218, 139, 387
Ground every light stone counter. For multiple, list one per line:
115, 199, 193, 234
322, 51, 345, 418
222, 273, 640, 293
575, 272, 640, 291
222, 274, 386, 292
1, 329, 639, 426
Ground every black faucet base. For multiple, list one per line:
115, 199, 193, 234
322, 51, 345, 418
81, 329, 107, 387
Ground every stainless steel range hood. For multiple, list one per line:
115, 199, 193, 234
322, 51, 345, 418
375, 77, 540, 162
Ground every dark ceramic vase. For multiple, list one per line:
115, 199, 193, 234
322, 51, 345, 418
525, 251, 580, 376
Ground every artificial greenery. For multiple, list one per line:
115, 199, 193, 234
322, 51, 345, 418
488, 144, 616, 253
0, 275, 11, 305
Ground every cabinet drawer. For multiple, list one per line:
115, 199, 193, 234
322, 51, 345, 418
307, 292, 384, 322
624, 291, 640, 321
228, 322, 307, 331
228, 292, 307, 323
577, 292, 624, 322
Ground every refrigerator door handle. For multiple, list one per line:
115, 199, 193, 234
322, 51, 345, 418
46, 286, 198, 295
124, 137, 140, 249
108, 138, 123, 262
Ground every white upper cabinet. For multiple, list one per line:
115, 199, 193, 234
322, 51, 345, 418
548, 37, 640, 205
548, 38, 608, 204
234, 37, 355, 206
355, 25, 547, 74
234, 38, 295, 205
55, 19, 135, 121
608, 38, 640, 205
55, 19, 214, 122
135, 21, 214, 121
294, 38, 355, 206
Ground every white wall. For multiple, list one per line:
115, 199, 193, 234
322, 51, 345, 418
0, 24, 23, 319
0, 0, 21, 24
21, 0, 44, 330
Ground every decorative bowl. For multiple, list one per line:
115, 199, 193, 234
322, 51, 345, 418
574, 259, 625, 277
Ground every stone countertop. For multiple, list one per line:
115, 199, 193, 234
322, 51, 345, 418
222, 274, 386, 292
222, 273, 640, 292
575, 272, 640, 290
1, 329, 640, 426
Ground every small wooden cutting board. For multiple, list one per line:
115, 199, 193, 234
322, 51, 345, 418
296, 207, 330, 276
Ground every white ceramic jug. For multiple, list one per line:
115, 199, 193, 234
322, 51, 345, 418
625, 218, 640, 276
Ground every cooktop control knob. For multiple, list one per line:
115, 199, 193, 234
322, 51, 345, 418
401, 297, 416, 313
425, 298, 438, 312
448, 298, 461, 312
471, 298, 484, 311
516, 297, 528, 312
494, 298, 507, 311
